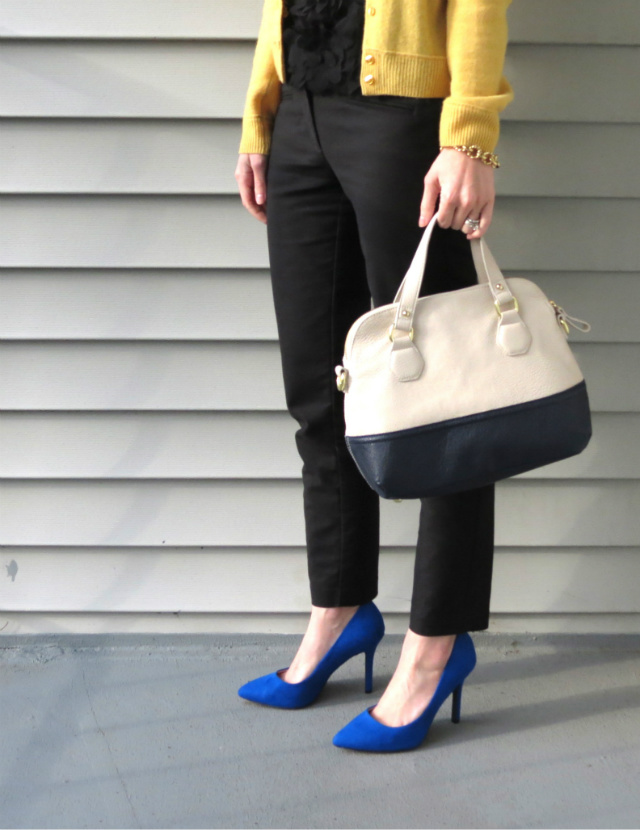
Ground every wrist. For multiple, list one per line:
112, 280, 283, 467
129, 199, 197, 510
439, 144, 500, 169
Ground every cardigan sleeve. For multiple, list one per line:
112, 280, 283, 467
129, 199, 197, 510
439, 0, 515, 154
238, 0, 282, 154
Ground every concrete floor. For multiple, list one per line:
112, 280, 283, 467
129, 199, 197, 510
0, 632, 639, 829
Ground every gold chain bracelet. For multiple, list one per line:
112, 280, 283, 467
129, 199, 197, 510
439, 144, 500, 169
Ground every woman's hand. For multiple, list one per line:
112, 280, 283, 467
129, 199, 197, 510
235, 152, 269, 224
418, 148, 495, 240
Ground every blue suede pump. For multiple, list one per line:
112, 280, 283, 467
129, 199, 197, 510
237, 601, 385, 709
332, 630, 477, 752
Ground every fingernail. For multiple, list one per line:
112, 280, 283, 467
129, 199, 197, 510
256, 193, 264, 203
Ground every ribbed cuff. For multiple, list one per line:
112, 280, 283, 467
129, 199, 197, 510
238, 116, 272, 155
439, 100, 500, 154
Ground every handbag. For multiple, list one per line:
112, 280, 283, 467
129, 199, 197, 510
334, 213, 593, 500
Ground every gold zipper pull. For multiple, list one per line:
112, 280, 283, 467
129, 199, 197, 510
549, 300, 591, 334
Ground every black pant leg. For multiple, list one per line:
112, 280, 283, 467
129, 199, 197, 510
265, 87, 380, 607
309, 92, 496, 634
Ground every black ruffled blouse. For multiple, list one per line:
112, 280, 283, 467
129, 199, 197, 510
282, 0, 367, 95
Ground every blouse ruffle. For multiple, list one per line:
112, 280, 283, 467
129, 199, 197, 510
282, 0, 367, 96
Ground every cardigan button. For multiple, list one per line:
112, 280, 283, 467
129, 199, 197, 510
364, 54, 375, 64
367, 6, 376, 14
364, 74, 375, 84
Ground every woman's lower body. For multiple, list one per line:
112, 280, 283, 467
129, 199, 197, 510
265, 82, 495, 637
239, 83, 496, 742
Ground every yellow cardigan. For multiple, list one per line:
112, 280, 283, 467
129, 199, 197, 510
238, 0, 514, 156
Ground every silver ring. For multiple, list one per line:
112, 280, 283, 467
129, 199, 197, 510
464, 217, 481, 230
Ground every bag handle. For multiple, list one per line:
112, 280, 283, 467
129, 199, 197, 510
389, 214, 531, 358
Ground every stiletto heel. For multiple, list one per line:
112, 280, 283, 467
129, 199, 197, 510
451, 682, 462, 723
333, 631, 477, 752
238, 601, 385, 709
364, 647, 376, 694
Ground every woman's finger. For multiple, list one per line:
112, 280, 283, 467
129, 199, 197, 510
464, 200, 493, 239
418, 173, 439, 227
252, 154, 268, 206
435, 188, 457, 229
451, 200, 480, 232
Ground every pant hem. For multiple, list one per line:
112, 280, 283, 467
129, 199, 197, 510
408, 618, 490, 637
310, 590, 378, 609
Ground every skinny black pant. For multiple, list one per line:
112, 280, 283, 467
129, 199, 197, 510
265, 82, 495, 636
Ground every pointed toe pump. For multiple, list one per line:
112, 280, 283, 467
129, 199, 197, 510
332, 630, 477, 752
237, 601, 385, 709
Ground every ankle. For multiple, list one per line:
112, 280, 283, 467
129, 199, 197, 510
310, 604, 359, 628
400, 630, 456, 672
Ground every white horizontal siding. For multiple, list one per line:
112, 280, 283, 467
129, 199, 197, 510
0, 1, 261, 40
1, 480, 639, 547
0, 41, 639, 122
504, 45, 640, 123
0, 0, 638, 45
506, 2, 640, 45
0, 120, 242, 195
0, 411, 637, 480
1, 548, 639, 614
499, 123, 640, 198
0, 42, 243, 119
1, 1, 638, 634
0, 342, 637, 411
0, 270, 636, 342
0, 197, 639, 270
1, 121, 639, 198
